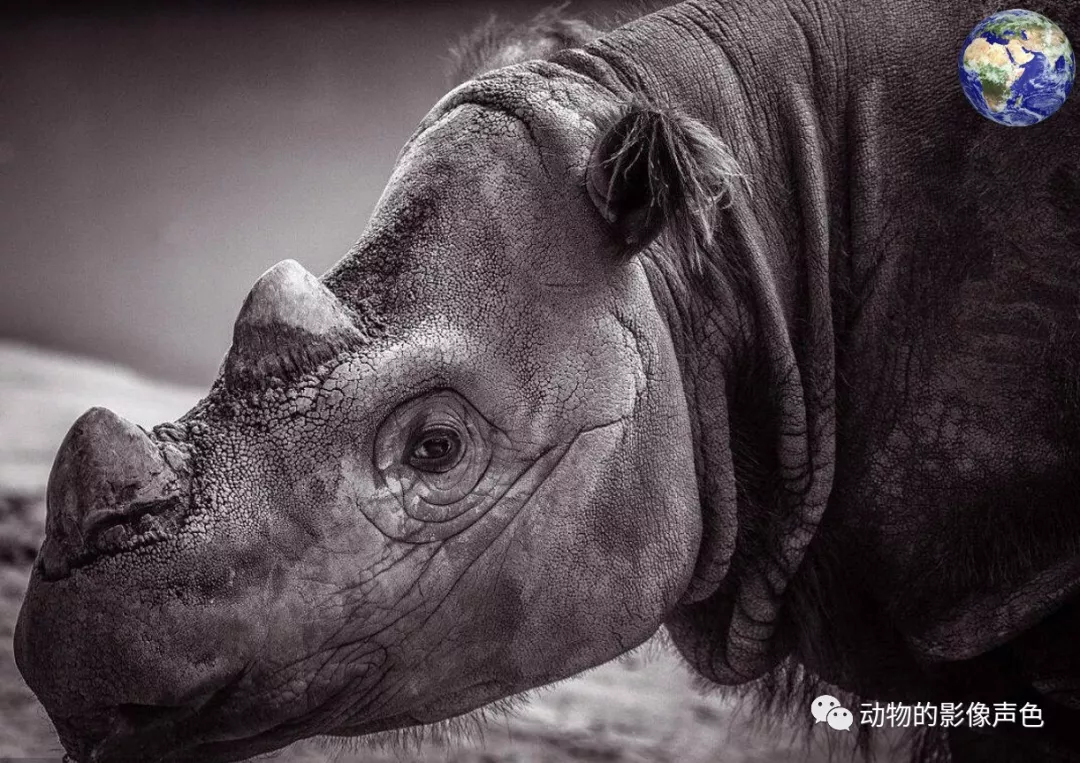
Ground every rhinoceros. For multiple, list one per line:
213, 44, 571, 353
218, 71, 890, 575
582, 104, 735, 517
15, 0, 1080, 761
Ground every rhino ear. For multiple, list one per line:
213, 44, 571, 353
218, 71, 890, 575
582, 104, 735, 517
223, 259, 365, 388
586, 104, 743, 258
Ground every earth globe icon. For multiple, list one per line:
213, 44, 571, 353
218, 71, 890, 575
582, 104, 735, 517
959, 9, 1075, 126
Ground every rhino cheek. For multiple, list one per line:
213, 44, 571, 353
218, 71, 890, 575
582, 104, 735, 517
394, 283, 704, 710
381, 413, 700, 725
526, 423, 697, 663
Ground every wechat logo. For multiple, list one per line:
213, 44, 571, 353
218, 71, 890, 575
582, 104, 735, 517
812, 694, 854, 731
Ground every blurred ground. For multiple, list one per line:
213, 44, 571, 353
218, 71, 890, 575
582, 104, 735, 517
0, 340, 903, 762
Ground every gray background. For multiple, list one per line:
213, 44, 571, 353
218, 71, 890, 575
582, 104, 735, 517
0, 2, 615, 385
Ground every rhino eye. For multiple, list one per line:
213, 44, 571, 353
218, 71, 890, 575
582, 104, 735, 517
407, 426, 464, 473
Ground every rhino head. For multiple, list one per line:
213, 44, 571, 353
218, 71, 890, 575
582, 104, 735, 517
15, 60, 822, 763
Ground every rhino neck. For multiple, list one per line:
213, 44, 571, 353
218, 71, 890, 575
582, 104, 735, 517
640, 166, 841, 685
594, 0, 846, 683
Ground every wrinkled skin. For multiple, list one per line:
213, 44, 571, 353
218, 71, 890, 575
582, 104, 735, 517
15, 1, 1080, 761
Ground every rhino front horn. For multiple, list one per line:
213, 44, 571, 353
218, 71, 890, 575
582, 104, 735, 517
224, 259, 365, 387
38, 407, 191, 579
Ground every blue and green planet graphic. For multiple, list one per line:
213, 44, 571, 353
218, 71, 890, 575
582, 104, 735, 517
959, 9, 1075, 126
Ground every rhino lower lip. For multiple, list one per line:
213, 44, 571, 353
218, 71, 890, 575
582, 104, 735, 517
88, 733, 248, 763
91, 715, 392, 763
90, 734, 263, 763
81, 675, 401, 763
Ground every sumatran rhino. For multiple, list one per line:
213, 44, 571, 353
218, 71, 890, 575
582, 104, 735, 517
15, 0, 1080, 761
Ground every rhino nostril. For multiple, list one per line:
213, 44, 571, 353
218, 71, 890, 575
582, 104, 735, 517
82, 497, 186, 556
83, 497, 180, 539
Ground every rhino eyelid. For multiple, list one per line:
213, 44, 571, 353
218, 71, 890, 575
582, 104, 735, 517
404, 424, 466, 473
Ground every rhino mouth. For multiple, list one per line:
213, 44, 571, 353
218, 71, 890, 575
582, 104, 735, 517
74, 671, 247, 763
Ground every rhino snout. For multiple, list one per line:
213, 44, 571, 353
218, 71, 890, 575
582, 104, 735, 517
37, 406, 192, 579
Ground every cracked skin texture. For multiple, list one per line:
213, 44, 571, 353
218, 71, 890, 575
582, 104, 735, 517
13, 0, 1080, 762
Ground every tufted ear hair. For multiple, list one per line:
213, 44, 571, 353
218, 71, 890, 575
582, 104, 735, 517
586, 103, 744, 261
448, 9, 601, 85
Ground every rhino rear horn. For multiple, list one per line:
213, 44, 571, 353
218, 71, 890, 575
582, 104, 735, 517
224, 259, 364, 388
585, 104, 744, 258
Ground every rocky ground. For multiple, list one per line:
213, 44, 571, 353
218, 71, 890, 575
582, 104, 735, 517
0, 340, 904, 762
